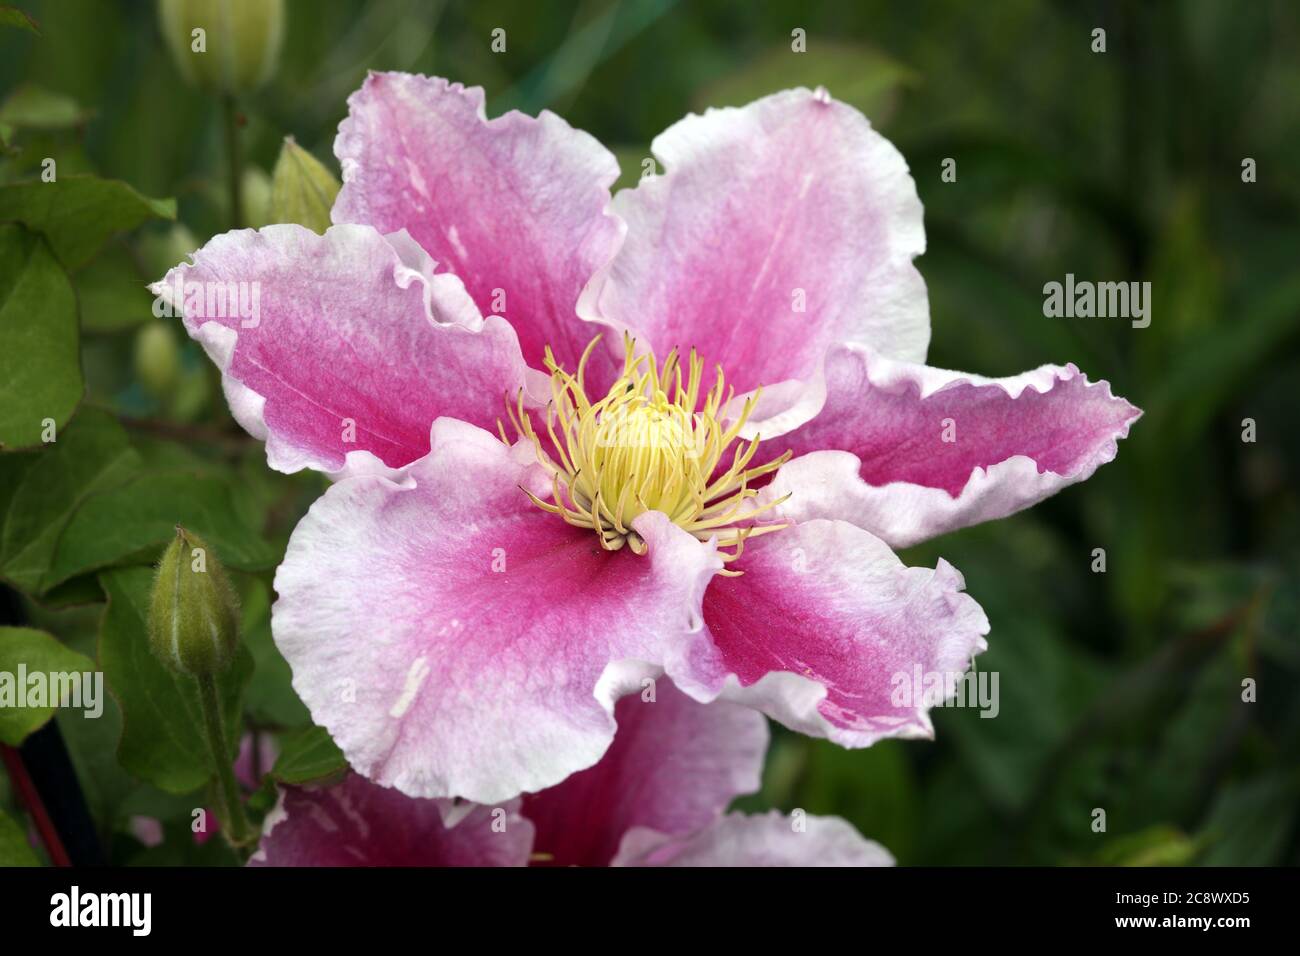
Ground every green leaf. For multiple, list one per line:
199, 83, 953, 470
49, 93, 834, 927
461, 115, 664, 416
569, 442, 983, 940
0, 84, 92, 130
270, 137, 340, 234
44, 470, 279, 591
0, 175, 175, 271
0, 626, 97, 745
0, 5, 40, 35
0, 407, 141, 595
39, 573, 104, 608
0, 224, 82, 452
0, 807, 40, 866
242, 577, 310, 728
272, 724, 346, 785
98, 567, 252, 794
56, 689, 142, 841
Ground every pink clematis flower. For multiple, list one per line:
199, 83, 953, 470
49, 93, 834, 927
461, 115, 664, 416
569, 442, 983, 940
250, 681, 891, 867
152, 74, 1139, 804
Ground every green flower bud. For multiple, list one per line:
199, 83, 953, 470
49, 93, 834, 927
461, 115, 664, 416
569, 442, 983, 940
134, 320, 181, 399
270, 137, 341, 234
148, 526, 240, 677
157, 0, 285, 95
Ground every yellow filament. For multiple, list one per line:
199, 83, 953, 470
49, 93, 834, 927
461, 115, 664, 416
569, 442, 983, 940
508, 335, 790, 569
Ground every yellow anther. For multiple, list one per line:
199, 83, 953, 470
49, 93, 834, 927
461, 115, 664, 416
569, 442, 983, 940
509, 334, 790, 562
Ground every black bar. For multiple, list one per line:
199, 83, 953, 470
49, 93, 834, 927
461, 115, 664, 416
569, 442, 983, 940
0, 865, 1278, 941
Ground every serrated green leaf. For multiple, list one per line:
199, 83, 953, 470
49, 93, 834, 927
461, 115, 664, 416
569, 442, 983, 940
0, 407, 141, 595
0, 224, 82, 452
98, 567, 251, 794
0, 175, 175, 271
272, 724, 346, 785
0, 626, 98, 745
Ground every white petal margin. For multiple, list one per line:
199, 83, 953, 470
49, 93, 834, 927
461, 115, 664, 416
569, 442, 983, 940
150, 223, 546, 481
271, 417, 725, 804
578, 86, 930, 434
753, 344, 1142, 546
612, 811, 895, 867
669, 519, 990, 750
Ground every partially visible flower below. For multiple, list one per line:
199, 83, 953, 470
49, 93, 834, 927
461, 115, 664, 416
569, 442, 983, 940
152, 73, 1140, 806
250, 682, 891, 867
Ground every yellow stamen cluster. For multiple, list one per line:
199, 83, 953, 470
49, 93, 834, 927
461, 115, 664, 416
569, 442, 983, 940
507, 336, 790, 570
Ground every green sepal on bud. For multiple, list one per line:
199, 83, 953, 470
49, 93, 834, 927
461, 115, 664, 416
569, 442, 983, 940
157, 0, 285, 95
148, 526, 241, 678
270, 137, 341, 234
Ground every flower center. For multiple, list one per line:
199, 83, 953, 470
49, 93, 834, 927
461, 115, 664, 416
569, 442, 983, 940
508, 336, 789, 567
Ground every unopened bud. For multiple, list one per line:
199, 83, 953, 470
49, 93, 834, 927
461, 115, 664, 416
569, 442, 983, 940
157, 0, 285, 95
148, 526, 240, 677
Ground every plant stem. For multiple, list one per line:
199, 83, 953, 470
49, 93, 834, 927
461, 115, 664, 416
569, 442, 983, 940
196, 673, 252, 847
221, 94, 244, 228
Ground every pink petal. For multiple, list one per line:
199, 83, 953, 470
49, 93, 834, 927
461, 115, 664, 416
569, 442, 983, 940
755, 344, 1141, 547
233, 731, 278, 788
249, 773, 533, 866
613, 811, 894, 867
333, 72, 625, 373
579, 87, 929, 426
682, 519, 988, 747
150, 224, 535, 478
128, 816, 164, 849
271, 418, 724, 804
522, 680, 767, 866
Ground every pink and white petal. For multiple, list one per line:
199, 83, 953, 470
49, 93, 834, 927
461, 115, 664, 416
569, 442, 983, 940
522, 680, 767, 867
150, 223, 536, 479
272, 418, 724, 805
753, 344, 1141, 547
333, 72, 625, 373
578, 86, 929, 427
612, 811, 894, 867
249, 773, 533, 867
675, 519, 988, 747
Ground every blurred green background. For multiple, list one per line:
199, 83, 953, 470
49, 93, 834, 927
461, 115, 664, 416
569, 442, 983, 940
1, 0, 1297, 866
